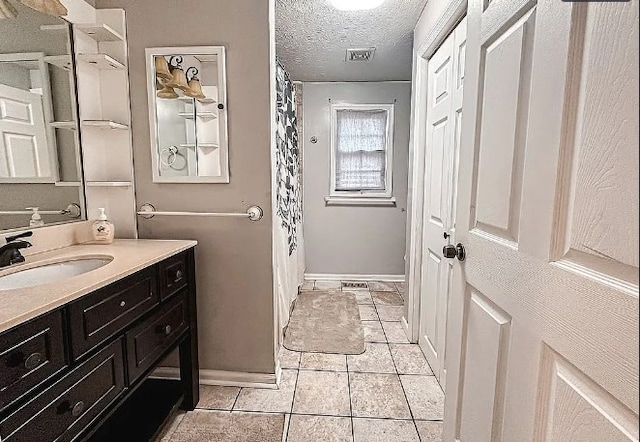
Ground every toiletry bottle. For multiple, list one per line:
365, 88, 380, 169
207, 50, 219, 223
28, 207, 45, 227
92, 208, 115, 244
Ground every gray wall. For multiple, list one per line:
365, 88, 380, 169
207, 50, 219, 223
96, 0, 276, 374
303, 82, 411, 276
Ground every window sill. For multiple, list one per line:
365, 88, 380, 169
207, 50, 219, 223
324, 196, 397, 207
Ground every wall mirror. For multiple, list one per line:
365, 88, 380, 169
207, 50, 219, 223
0, 2, 85, 232
146, 46, 229, 183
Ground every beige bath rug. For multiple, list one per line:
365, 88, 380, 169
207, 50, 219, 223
284, 291, 365, 354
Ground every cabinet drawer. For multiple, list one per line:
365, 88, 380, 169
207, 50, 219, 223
158, 252, 188, 301
126, 291, 188, 384
0, 310, 67, 412
69, 267, 158, 359
0, 339, 125, 442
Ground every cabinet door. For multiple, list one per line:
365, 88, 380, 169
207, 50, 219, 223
0, 339, 125, 442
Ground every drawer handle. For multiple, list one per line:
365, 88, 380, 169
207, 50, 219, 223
71, 400, 85, 417
163, 325, 172, 335
173, 269, 183, 283
24, 352, 43, 370
120, 300, 126, 308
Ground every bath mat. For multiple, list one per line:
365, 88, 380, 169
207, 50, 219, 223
284, 291, 365, 354
160, 410, 285, 442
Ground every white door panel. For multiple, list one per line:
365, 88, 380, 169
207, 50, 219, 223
445, 0, 638, 441
0, 83, 53, 181
419, 17, 467, 391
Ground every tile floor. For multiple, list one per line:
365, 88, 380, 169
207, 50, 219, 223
156, 280, 444, 442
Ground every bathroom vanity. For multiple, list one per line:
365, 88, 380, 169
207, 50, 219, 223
0, 240, 198, 441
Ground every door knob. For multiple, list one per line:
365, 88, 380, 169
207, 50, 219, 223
443, 243, 466, 261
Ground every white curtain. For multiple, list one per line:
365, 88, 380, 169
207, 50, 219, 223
335, 109, 388, 190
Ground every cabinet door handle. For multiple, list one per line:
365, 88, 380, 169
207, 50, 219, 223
174, 269, 183, 283
24, 352, 43, 370
120, 300, 126, 308
163, 325, 172, 335
71, 400, 85, 417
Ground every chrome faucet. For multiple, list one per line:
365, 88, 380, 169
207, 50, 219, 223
0, 231, 33, 268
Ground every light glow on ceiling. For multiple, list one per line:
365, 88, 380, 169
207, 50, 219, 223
329, 0, 386, 11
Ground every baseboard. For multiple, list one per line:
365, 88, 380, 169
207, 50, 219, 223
401, 315, 417, 344
151, 367, 278, 390
305, 273, 405, 282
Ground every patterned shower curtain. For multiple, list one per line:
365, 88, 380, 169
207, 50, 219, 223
275, 61, 305, 341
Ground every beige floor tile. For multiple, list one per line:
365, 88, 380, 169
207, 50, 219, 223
347, 342, 395, 373
234, 369, 297, 413
376, 306, 404, 322
197, 385, 240, 410
371, 291, 404, 306
362, 321, 386, 342
314, 280, 341, 290
292, 370, 351, 416
349, 373, 411, 419
155, 410, 186, 441
358, 305, 379, 321
381, 322, 410, 344
400, 375, 444, 420
282, 414, 290, 442
395, 282, 406, 295
300, 280, 315, 291
280, 347, 301, 369
169, 410, 285, 442
300, 352, 347, 371
415, 421, 443, 441
349, 291, 373, 305
352, 418, 419, 442
287, 415, 352, 442
368, 281, 397, 291
389, 344, 433, 375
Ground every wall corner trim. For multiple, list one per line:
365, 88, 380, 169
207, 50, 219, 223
151, 367, 278, 390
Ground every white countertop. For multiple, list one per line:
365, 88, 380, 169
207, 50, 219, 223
0, 239, 197, 334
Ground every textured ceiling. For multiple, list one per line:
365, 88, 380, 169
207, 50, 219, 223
276, 0, 427, 82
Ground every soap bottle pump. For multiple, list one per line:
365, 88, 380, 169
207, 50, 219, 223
27, 207, 45, 227
92, 208, 115, 244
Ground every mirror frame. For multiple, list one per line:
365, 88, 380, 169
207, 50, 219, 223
145, 46, 229, 183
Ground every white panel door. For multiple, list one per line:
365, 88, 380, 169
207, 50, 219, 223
0, 83, 53, 182
419, 16, 466, 392
445, 0, 639, 441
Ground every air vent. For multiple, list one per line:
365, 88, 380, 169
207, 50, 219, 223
342, 281, 368, 289
346, 48, 376, 62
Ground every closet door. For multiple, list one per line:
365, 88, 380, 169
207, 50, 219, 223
418, 16, 466, 392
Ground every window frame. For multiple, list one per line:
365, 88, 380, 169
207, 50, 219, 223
329, 103, 395, 200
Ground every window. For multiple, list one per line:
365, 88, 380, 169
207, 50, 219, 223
329, 104, 395, 203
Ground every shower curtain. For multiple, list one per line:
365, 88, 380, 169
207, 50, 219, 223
275, 61, 305, 341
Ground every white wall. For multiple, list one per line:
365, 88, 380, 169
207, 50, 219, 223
303, 81, 411, 277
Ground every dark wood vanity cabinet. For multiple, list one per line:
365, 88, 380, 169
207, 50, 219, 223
0, 247, 198, 442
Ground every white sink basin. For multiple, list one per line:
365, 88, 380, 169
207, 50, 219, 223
0, 257, 113, 291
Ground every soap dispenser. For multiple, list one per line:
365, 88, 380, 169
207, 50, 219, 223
27, 207, 45, 227
92, 208, 115, 244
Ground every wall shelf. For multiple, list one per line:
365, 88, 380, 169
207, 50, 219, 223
81, 120, 129, 130
44, 55, 72, 70
86, 181, 132, 187
178, 96, 217, 105
40, 24, 67, 32
50, 121, 77, 130
179, 143, 219, 149
77, 53, 125, 70
75, 23, 124, 42
178, 111, 217, 121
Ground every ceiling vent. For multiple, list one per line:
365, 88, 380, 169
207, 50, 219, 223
346, 48, 376, 62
